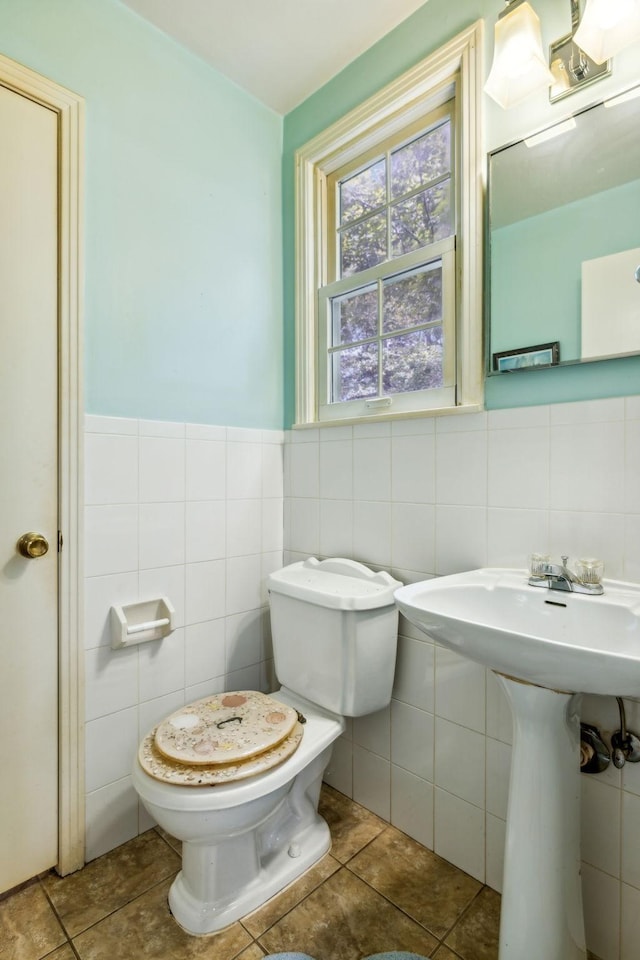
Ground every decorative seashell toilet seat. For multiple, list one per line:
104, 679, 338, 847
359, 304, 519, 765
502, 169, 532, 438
138, 691, 304, 786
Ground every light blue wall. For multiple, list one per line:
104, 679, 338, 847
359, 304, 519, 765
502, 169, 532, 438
4, 0, 640, 428
282, 0, 640, 426
0, 0, 283, 428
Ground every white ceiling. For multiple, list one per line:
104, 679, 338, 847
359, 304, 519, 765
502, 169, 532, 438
120, 0, 430, 114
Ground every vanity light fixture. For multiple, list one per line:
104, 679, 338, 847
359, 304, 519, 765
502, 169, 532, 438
574, 0, 640, 64
484, 0, 554, 109
548, 0, 611, 103
486, 0, 640, 109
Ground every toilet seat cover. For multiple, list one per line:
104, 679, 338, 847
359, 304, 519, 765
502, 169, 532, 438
139, 721, 304, 787
154, 691, 299, 766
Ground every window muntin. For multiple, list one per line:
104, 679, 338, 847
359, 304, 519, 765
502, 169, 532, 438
319, 103, 456, 421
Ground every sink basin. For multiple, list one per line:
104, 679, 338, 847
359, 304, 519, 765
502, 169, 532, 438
395, 567, 640, 696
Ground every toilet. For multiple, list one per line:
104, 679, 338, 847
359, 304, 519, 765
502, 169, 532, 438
132, 557, 401, 936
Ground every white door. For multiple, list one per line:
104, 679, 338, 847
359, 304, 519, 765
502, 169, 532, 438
0, 82, 59, 892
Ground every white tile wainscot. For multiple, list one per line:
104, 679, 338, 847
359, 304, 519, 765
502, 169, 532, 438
285, 394, 640, 960
84, 415, 283, 860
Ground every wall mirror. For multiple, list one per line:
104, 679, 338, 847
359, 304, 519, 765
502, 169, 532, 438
486, 84, 640, 376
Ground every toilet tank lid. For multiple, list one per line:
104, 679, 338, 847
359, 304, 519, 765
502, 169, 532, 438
267, 557, 402, 611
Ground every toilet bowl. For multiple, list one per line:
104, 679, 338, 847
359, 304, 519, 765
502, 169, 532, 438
132, 558, 401, 936
133, 688, 343, 934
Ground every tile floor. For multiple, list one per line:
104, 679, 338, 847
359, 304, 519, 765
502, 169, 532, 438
1, 786, 503, 960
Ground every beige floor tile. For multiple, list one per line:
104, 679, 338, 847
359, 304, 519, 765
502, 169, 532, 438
242, 854, 341, 938
0, 788, 503, 960
348, 826, 482, 941
236, 944, 266, 960
319, 786, 387, 863
0, 883, 66, 960
155, 827, 182, 856
43, 830, 180, 937
72, 877, 252, 960
258, 867, 438, 960
46, 946, 77, 960
444, 889, 500, 960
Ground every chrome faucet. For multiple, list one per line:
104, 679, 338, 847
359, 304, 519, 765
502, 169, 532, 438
528, 555, 604, 595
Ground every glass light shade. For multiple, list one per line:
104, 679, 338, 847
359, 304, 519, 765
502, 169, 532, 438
574, 0, 640, 64
485, 2, 555, 109
549, 55, 571, 97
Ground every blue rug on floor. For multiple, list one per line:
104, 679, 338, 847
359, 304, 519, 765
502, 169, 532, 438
265, 954, 429, 960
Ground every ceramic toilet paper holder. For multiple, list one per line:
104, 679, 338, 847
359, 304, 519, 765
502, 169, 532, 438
110, 596, 175, 649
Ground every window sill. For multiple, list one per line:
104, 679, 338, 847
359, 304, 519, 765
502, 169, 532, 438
292, 401, 485, 430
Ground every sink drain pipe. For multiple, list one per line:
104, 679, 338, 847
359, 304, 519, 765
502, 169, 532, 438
611, 698, 640, 768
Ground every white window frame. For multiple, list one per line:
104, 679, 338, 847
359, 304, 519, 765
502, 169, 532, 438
294, 21, 484, 427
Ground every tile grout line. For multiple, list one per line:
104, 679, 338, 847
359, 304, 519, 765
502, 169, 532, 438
4, 788, 500, 960
342, 858, 450, 951
38, 874, 73, 950
42, 863, 181, 949
433, 884, 488, 957
68, 871, 182, 946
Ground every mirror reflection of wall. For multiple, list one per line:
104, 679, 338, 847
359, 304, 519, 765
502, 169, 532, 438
488, 84, 640, 375
582, 246, 640, 359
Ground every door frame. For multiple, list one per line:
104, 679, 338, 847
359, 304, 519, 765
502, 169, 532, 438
0, 53, 84, 875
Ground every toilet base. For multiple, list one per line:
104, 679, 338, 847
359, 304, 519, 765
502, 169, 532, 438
169, 815, 331, 936
132, 690, 346, 937
163, 735, 336, 936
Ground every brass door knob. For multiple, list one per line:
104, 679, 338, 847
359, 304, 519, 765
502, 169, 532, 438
17, 532, 49, 559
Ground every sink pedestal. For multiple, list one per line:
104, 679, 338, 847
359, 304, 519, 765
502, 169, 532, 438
394, 568, 640, 959
496, 675, 586, 960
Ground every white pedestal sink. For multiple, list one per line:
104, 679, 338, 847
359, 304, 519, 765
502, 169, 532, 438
395, 568, 640, 960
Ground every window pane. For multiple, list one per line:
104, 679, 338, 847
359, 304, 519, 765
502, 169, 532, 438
382, 328, 444, 394
391, 122, 451, 198
332, 286, 378, 346
332, 343, 378, 402
383, 263, 443, 334
340, 213, 387, 277
340, 159, 386, 225
391, 181, 452, 257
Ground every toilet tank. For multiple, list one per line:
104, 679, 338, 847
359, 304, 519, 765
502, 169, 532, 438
267, 558, 402, 717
